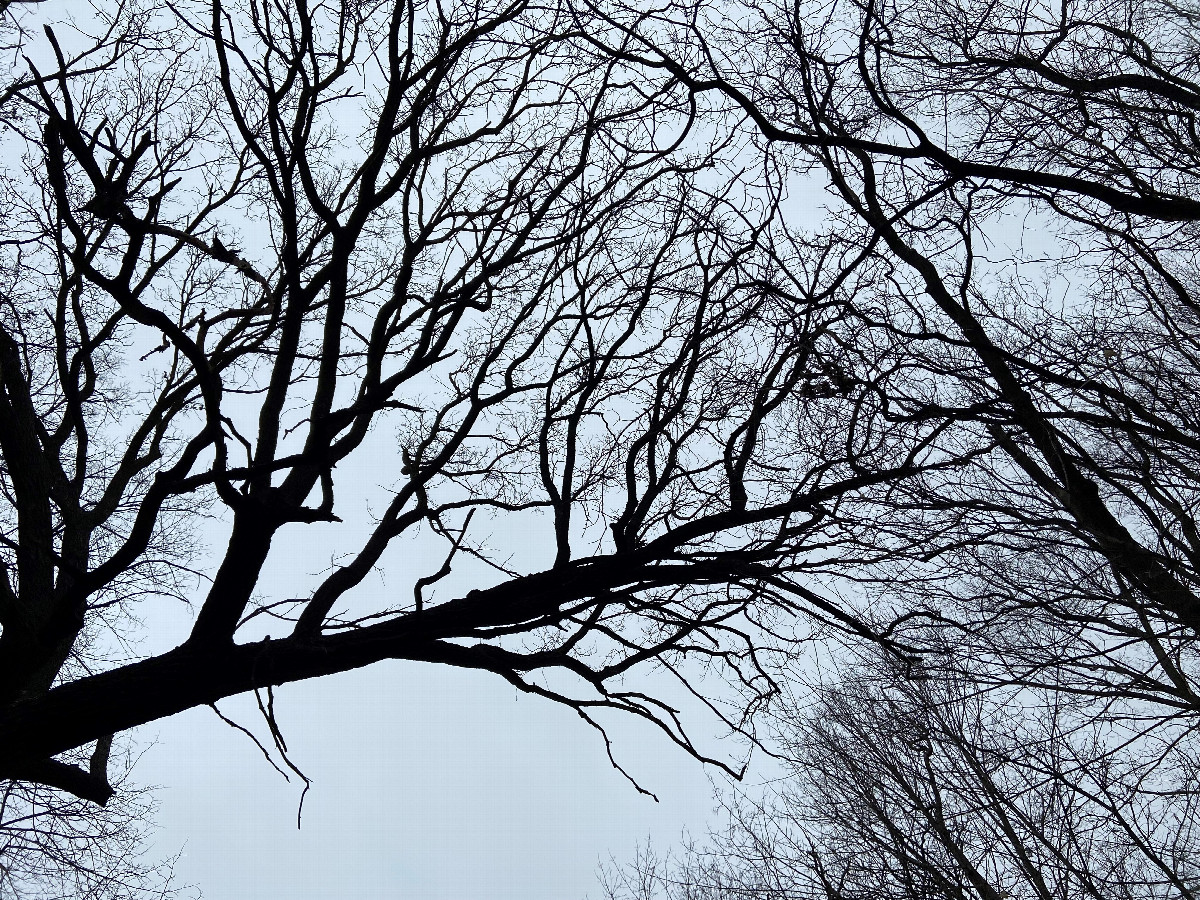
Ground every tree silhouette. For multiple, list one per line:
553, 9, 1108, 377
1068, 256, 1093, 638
8, 0, 1200, 893
0, 0, 944, 826
587, 0, 1200, 894
602, 651, 1200, 900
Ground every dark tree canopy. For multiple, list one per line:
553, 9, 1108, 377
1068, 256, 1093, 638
4, 0, 1200, 893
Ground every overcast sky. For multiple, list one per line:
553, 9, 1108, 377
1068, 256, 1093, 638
136, 655, 724, 899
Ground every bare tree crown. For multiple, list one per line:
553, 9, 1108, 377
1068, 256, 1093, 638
4, 0, 1200, 895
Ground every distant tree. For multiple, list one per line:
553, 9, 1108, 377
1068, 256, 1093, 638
0, 748, 187, 900
601, 650, 1200, 900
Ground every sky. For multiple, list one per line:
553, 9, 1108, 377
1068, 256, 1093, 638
136, 652, 724, 899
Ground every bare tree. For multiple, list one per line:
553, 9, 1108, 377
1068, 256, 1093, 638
0, 0, 958, 857
0, 3, 205, 894
583, 0, 1200, 895
583, 0, 1200, 638
0, 747, 188, 900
